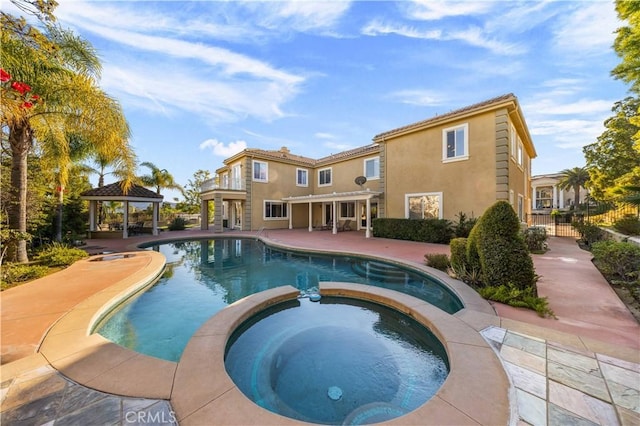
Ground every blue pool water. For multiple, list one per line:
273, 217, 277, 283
225, 297, 449, 425
96, 238, 462, 361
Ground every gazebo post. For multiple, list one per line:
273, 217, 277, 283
152, 202, 159, 236
89, 201, 96, 232
123, 201, 129, 239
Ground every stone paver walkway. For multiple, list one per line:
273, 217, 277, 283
481, 326, 640, 426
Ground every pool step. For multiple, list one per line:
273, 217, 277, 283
350, 261, 410, 284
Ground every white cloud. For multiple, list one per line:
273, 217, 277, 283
362, 20, 442, 39
404, 0, 493, 20
246, 1, 352, 32
553, 1, 620, 56
387, 89, 444, 106
199, 139, 247, 157
524, 98, 613, 116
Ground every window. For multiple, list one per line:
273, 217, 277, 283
231, 164, 242, 190
253, 160, 268, 182
405, 193, 442, 219
318, 167, 332, 186
364, 157, 380, 179
340, 202, 355, 218
518, 194, 524, 221
517, 142, 523, 167
296, 168, 308, 187
510, 124, 517, 160
264, 201, 288, 219
536, 186, 553, 209
221, 173, 229, 189
442, 123, 468, 162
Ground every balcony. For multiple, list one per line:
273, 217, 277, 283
200, 178, 244, 193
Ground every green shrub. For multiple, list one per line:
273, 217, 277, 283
591, 240, 640, 283
453, 212, 478, 238
168, 217, 187, 231
478, 283, 555, 318
424, 253, 450, 271
523, 226, 548, 253
1, 264, 49, 289
476, 201, 535, 290
449, 237, 468, 270
465, 218, 483, 275
571, 221, 605, 247
613, 215, 640, 236
373, 218, 453, 243
449, 263, 482, 287
35, 242, 88, 267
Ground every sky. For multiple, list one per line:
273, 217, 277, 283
6, 0, 631, 201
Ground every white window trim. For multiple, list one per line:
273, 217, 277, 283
252, 160, 268, 183
517, 140, 524, 169
296, 168, 308, 187
404, 192, 444, 219
442, 123, 469, 163
263, 200, 288, 220
509, 190, 515, 206
363, 156, 380, 180
318, 167, 332, 187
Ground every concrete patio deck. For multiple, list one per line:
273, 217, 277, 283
1, 228, 638, 425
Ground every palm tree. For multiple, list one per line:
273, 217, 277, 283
558, 167, 590, 208
138, 162, 183, 223
139, 162, 183, 195
1, 17, 134, 261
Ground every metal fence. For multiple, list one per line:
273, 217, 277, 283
526, 203, 639, 238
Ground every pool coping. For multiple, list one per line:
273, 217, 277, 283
33, 237, 509, 424
172, 283, 510, 425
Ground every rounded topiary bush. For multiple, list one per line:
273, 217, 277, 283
476, 201, 536, 290
449, 237, 468, 270
465, 217, 483, 275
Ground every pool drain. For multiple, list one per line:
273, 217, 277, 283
328, 386, 343, 401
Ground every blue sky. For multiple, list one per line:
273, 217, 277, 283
9, 1, 630, 201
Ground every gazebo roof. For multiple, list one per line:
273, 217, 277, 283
80, 181, 163, 202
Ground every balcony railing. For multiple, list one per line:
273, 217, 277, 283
200, 178, 245, 192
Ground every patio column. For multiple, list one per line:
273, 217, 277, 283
152, 202, 159, 236
201, 199, 209, 230
308, 201, 313, 232
89, 200, 96, 231
332, 201, 337, 234
366, 197, 371, 238
559, 188, 564, 209
552, 186, 558, 208
288, 202, 293, 229
213, 193, 223, 233
123, 201, 129, 239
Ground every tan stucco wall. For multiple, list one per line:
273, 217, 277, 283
383, 111, 498, 221
313, 154, 381, 194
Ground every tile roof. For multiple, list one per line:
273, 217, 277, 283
242, 148, 316, 165
80, 181, 163, 199
372, 93, 517, 141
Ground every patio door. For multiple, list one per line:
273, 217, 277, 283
232, 201, 242, 229
323, 203, 333, 226
360, 202, 378, 229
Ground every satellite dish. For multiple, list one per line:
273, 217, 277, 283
355, 176, 367, 189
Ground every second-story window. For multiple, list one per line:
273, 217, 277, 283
442, 123, 469, 162
318, 167, 332, 186
296, 168, 308, 187
364, 157, 380, 179
253, 160, 268, 182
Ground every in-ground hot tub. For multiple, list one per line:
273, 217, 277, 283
224, 295, 449, 425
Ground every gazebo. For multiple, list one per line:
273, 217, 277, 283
80, 181, 164, 238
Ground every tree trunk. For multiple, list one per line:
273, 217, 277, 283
55, 185, 64, 242
7, 120, 32, 263
574, 184, 580, 206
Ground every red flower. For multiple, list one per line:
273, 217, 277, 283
21, 101, 33, 109
0, 68, 10, 82
11, 81, 31, 94
31, 94, 40, 100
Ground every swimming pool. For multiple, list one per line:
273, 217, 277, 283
96, 238, 463, 361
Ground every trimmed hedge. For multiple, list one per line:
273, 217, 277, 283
591, 240, 640, 283
373, 218, 453, 243
475, 201, 535, 290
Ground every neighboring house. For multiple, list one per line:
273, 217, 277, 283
200, 93, 537, 237
531, 173, 588, 212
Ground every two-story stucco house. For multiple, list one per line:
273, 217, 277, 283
200, 93, 536, 237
